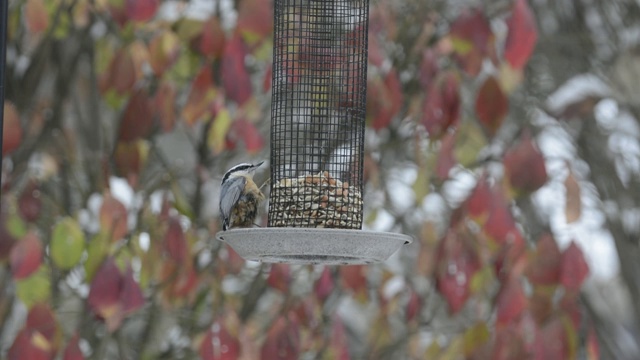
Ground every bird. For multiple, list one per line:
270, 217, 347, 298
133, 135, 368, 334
219, 161, 266, 231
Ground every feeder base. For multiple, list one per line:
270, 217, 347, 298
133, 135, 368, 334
215, 228, 412, 265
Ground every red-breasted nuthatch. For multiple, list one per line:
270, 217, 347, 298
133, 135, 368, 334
219, 161, 266, 231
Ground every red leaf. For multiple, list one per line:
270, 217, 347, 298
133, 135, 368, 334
504, 0, 538, 70
182, 66, 216, 126
160, 261, 199, 300
153, 81, 177, 133
419, 49, 439, 88
236, 0, 273, 44
8, 330, 51, 360
340, 265, 368, 296
19, 182, 42, 222
267, 264, 291, 293
26, 304, 60, 347
199, 321, 240, 360
406, 288, 421, 322
435, 131, 457, 180
330, 316, 351, 360
10, 231, 43, 280
492, 326, 526, 360
422, 71, 460, 138
533, 317, 571, 360
100, 48, 136, 95
0, 203, 19, 261
314, 267, 334, 302
118, 88, 154, 142
435, 230, 481, 313
63, 334, 85, 360
148, 30, 180, 76
227, 118, 264, 154
114, 140, 148, 187
25, 0, 49, 34
260, 316, 300, 360
125, 0, 158, 22
222, 245, 245, 275
496, 279, 527, 327
87, 258, 144, 332
195, 17, 226, 60
99, 193, 128, 242
87, 258, 123, 326
559, 242, 589, 291
120, 266, 145, 314
368, 70, 403, 130
3, 101, 23, 155
164, 217, 188, 264
526, 233, 562, 285
450, 8, 496, 76
263, 65, 273, 92
475, 76, 508, 137
465, 174, 492, 221
221, 36, 252, 105
504, 131, 548, 194
368, 35, 385, 68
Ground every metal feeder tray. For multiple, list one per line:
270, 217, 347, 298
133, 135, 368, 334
216, 228, 412, 265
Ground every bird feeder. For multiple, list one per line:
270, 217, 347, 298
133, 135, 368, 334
217, 0, 411, 264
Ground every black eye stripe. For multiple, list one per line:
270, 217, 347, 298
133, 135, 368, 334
222, 164, 253, 184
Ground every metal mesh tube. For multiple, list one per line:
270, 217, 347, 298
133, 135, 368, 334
268, 0, 369, 229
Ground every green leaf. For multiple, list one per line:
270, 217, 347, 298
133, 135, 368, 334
412, 165, 431, 203
207, 108, 232, 154
84, 232, 110, 282
463, 323, 490, 356
171, 181, 195, 220
454, 119, 487, 167
51, 217, 86, 270
7, 212, 27, 239
16, 265, 51, 307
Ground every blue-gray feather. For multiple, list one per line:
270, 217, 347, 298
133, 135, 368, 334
220, 176, 246, 230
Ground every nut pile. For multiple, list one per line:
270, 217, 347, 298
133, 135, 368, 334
271, 171, 363, 229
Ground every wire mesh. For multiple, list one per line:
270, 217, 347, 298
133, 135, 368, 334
268, 0, 369, 230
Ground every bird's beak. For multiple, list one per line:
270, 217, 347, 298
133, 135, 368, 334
253, 161, 265, 168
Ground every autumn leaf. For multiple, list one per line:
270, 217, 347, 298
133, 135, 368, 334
526, 233, 562, 285
495, 278, 527, 327
99, 193, 128, 242
148, 30, 180, 76
114, 139, 150, 187
503, 131, 548, 195
422, 71, 460, 139
226, 118, 264, 154
118, 88, 154, 142
435, 230, 481, 314
367, 69, 403, 130
559, 242, 589, 291
16, 266, 51, 307
164, 217, 188, 264
436, 131, 457, 180
153, 81, 177, 133
194, 16, 226, 60
564, 170, 581, 223
182, 65, 217, 126
504, 0, 538, 70
314, 267, 334, 302
267, 264, 292, 293
8, 304, 61, 360
419, 48, 439, 88
208, 108, 233, 154
260, 315, 300, 360
87, 258, 145, 332
10, 231, 43, 280
236, 0, 273, 46
475, 76, 509, 137
25, 0, 49, 35
533, 316, 576, 360
221, 35, 252, 105
62, 334, 84, 360
199, 320, 240, 360
3, 101, 23, 155
125, 0, 158, 22
100, 47, 137, 95
18, 182, 42, 222
51, 217, 86, 270
449, 8, 496, 76
340, 265, 368, 302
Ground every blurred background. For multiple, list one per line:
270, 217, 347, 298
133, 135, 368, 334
2, 0, 640, 358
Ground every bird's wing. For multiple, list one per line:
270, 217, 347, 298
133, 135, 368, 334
220, 176, 246, 227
